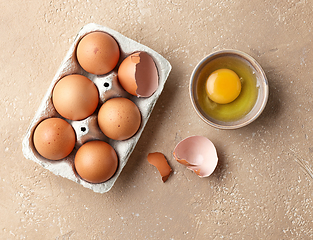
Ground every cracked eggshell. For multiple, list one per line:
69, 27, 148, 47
22, 23, 172, 193
173, 136, 218, 177
147, 152, 172, 182
117, 51, 159, 97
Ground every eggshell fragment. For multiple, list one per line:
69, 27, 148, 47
117, 52, 159, 97
173, 136, 218, 177
147, 152, 172, 182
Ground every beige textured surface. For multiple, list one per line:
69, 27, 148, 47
1, 0, 313, 239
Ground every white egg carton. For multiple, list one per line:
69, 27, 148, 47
22, 23, 172, 193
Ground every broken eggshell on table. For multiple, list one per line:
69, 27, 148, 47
147, 152, 173, 182
22, 23, 172, 193
173, 136, 219, 177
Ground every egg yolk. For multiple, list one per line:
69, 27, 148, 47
206, 69, 241, 104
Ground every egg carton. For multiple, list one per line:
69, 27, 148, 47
22, 23, 172, 193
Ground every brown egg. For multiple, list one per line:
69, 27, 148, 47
117, 51, 158, 97
76, 31, 120, 75
52, 74, 99, 121
98, 97, 141, 140
74, 140, 118, 183
147, 152, 172, 182
33, 118, 76, 160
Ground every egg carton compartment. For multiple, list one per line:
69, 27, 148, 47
22, 23, 172, 193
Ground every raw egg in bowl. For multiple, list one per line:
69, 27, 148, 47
190, 49, 269, 129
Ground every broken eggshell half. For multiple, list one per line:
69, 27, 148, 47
173, 136, 218, 177
147, 152, 172, 182
117, 51, 159, 97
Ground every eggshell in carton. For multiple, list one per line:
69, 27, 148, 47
22, 23, 172, 193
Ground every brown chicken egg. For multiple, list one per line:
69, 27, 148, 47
33, 118, 76, 160
98, 97, 141, 140
117, 52, 159, 97
52, 74, 99, 121
76, 31, 120, 75
74, 140, 118, 183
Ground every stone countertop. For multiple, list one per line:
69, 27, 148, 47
1, 0, 312, 239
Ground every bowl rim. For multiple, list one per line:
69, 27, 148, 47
189, 49, 269, 130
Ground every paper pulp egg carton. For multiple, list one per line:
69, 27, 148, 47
22, 23, 172, 193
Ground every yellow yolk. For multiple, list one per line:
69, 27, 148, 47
206, 69, 241, 104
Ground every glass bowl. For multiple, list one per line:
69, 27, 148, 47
189, 49, 269, 129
